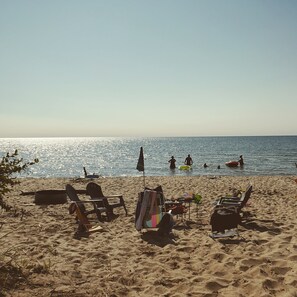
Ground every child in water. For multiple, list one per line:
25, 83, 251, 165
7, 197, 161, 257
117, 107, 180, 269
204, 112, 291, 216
239, 155, 244, 166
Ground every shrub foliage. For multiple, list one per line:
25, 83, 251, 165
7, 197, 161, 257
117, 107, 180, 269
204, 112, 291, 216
0, 150, 38, 209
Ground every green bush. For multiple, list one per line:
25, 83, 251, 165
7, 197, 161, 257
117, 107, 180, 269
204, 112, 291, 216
0, 150, 38, 209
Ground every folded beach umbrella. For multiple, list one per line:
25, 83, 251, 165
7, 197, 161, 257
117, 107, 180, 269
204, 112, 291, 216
136, 147, 145, 187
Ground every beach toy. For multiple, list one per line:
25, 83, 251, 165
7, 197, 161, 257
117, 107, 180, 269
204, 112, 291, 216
180, 192, 194, 201
225, 161, 239, 167
193, 194, 202, 204
178, 165, 192, 170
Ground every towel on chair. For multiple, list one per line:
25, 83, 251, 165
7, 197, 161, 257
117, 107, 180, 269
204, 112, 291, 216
135, 190, 163, 230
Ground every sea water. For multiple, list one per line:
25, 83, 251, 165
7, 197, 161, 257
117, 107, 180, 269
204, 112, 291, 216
1, 136, 296, 178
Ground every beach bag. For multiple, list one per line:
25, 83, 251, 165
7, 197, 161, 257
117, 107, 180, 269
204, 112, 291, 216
157, 212, 174, 235
169, 204, 187, 215
210, 208, 241, 233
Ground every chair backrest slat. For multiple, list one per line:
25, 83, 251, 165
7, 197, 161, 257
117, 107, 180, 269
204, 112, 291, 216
66, 184, 86, 213
240, 185, 253, 208
86, 182, 104, 199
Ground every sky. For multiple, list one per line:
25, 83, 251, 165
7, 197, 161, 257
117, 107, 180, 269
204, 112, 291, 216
0, 0, 296, 137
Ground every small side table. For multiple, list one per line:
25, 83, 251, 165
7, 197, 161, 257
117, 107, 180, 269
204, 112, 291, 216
177, 197, 193, 220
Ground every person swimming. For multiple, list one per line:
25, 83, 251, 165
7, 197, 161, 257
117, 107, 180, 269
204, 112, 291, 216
184, 154, 193, 166
168, 156, 176, 169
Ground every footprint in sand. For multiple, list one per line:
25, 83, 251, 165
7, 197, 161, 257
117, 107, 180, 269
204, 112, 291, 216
175, 246, 195, 253
262, 278, 280, 290
240, 257, 266, 267
271, 266, 291, 275
205, 279, 229, 291
288, 254, 297, 261
209, 252, 227, 262
280, 235, 293, 242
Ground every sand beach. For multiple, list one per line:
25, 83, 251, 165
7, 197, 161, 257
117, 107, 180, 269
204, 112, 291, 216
1, 175, 297, 296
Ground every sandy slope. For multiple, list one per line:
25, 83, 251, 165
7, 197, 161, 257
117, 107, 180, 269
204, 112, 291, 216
1, 175, 297, 296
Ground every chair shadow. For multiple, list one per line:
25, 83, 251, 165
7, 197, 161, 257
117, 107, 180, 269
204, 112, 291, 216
72, 214, 117, 240
173, 218, 208, 231
141, 230, 177, 247
237, 210, 282, 234
108, 213, 120, 221
209, 212, 282, 244
214, 237, 247, 244
240, 219, 282, 235
74, 231, 90, 240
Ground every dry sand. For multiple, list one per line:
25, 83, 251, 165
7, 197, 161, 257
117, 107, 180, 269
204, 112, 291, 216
1, 175, 297, 297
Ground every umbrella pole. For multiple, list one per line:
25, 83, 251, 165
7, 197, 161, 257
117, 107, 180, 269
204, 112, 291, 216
143, 171, 145, 188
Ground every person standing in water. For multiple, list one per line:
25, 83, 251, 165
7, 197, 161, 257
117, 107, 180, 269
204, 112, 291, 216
239, 155, 244, 166
184, 154, 193, 166
168, 156, 176, 169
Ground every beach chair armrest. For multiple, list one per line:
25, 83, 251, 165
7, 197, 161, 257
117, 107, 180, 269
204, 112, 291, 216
74, 199, 105, 204
217, 201, 241, 208
73, 200, 107, 213
219, 196, 241, 202
104, 195, 123, 199
92, 195, 123, 199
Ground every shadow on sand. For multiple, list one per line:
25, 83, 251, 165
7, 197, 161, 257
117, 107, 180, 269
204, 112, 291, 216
141, 230, 177, 247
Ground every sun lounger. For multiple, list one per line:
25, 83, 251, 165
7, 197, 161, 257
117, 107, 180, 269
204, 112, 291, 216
69, 201, 104, 234
66, 184, 108, 222
210, 229, 239, 239
86, 182, 127, 219
215, 185, 253, 212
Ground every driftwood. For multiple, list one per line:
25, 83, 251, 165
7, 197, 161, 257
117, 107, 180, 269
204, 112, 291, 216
20, 189, 87, 196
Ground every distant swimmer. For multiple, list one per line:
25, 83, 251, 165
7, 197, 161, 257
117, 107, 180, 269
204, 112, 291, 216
238, 155, 244, 166
168, 156, 176, 169
217, 165, 221, 169
203, 163, 208, 168
184, 154, 193, 166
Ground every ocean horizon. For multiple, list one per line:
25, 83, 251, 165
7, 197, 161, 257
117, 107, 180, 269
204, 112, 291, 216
1, 136, 296, 178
